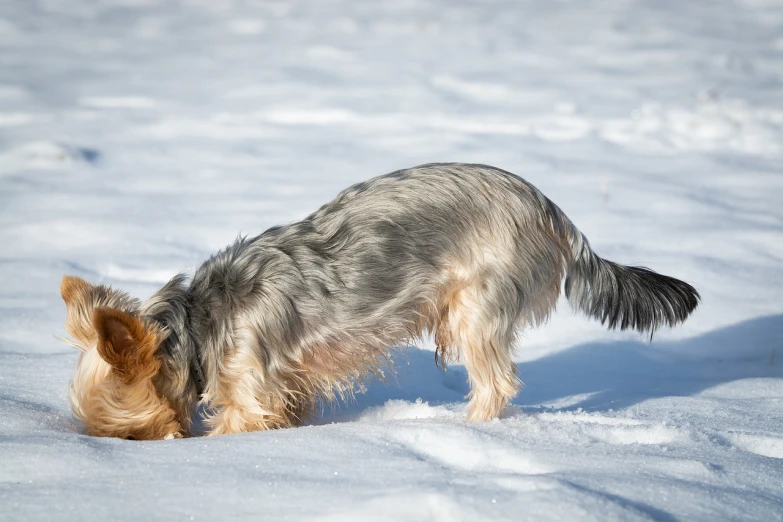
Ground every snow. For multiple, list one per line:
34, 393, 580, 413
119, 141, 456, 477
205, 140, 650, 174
1, 0, 782, 520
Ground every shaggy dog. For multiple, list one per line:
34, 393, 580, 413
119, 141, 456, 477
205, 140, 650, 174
60, 163, 699, 439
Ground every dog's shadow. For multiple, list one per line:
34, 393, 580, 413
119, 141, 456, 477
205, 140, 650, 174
315, 314, 783, 424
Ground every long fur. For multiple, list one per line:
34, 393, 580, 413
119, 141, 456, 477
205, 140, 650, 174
60, 163, 699, 439
548, 202, 700, 332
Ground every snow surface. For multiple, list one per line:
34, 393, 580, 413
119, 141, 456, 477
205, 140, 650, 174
1, 0, 783, 520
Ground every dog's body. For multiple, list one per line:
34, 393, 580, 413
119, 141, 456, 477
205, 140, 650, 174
61, 163, 699, 439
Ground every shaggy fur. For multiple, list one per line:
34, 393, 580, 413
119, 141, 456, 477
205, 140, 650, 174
60, 163, 699, 439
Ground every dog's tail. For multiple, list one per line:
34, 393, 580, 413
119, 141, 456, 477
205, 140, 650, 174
543, 199, 700, 334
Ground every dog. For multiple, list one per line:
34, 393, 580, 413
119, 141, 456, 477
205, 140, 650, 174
60, 163, 699, 439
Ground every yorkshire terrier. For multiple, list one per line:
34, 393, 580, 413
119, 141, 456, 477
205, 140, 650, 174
60, 163, 699, 439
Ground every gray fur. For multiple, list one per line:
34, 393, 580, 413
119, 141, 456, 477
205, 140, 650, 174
136, 163, 699, 430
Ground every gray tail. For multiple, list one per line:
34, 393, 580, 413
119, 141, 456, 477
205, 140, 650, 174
550, 205, 700, 334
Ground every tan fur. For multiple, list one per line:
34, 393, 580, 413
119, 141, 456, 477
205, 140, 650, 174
69, 346, 112, 424
80, 371, 182, 440
432, 225, 565, 421
61, 275, 91, 306
82, 309, 182, 439
447, 278, 521, 421
60, 275, 140, 351
205, 316, 393, 435
61, 277, 183, 440
93, 308, 161, 382
203, 330, 286, 435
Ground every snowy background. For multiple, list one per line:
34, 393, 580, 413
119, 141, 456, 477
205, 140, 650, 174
1, 0, 782, 520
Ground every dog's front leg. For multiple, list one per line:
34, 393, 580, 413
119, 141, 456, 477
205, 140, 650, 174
203, 346, 303, 435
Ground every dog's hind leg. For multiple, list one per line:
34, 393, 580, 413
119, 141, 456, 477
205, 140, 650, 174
446, 270, 522, 421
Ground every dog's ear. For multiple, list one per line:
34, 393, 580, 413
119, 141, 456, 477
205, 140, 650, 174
93, 308, 161, 381
61, 275, 91, 305
61, 276, 99, 350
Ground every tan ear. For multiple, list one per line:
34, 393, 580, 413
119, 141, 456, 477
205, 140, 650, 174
61, 275, 91, 305
93, 308, 161, 381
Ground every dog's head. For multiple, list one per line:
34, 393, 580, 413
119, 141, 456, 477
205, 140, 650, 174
60, 276, 182, 440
